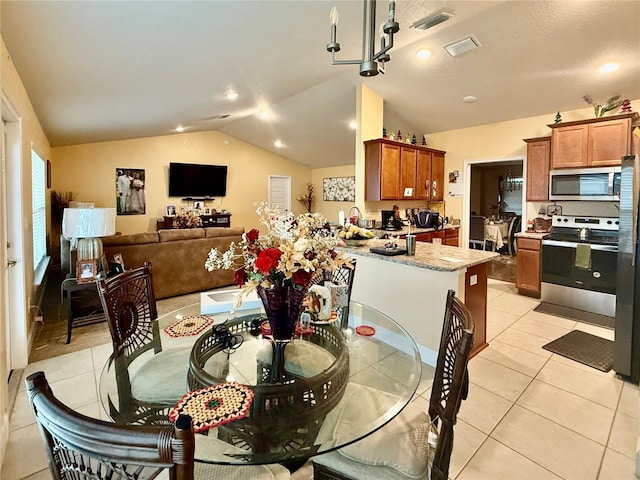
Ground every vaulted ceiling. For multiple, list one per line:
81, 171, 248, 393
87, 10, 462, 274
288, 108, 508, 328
3, 1, 639, 168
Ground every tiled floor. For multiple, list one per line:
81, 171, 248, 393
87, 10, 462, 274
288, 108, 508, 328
2, 279, 638, 479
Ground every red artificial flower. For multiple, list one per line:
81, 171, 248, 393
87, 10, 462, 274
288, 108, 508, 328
291, 269, 313, 287
255, 248, 282, 275
245, 229, 259, 244
233, 267, 247, 286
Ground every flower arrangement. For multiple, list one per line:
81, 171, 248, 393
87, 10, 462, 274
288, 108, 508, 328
173, 210, 203, 229
296, 183, 314, 213
583, 94, 623, 118
205, 204, 352, 308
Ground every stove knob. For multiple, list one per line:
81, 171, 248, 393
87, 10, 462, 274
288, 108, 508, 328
607, 220, 612, 225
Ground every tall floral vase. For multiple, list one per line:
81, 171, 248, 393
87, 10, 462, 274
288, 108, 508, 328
257, 285, 307, 382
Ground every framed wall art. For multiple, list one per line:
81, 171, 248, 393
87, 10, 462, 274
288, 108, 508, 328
116, 168, 146, 215
323, 176, 355, 202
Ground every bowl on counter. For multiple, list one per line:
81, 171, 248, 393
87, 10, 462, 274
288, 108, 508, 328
344, 238, 371, 247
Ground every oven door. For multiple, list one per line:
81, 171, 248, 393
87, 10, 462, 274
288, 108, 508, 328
541, 240, 617, 294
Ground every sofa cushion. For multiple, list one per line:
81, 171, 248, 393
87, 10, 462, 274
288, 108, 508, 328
103, 232, 159, 246
205, 227, 245, 238
159, 228, 205, 242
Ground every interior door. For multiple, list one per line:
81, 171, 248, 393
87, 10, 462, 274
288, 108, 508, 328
268, 176, 291, 212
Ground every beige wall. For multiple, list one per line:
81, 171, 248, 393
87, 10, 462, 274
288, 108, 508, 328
51, 131, 312, 234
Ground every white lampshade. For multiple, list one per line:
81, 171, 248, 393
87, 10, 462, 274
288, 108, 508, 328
62, 208, 116, 261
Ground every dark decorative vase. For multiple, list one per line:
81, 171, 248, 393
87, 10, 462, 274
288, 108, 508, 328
257, 285, 307, 341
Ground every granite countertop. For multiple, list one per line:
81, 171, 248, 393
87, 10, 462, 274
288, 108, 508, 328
339, 238, 497, 272
373, 224, 459, 238
515, 231, 549, 240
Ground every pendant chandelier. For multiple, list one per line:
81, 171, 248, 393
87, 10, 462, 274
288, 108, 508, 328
326, 0, 400, 77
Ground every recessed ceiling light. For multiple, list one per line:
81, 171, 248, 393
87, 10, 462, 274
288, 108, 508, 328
462, 95, 477, 103
598, 62, 619, 73
175, 126, 185, 132
225, 91, 239, 100
348, 120, 357, 130
259, 110, 272, 120
274, 140, 284, 148
416, 48, 432, 60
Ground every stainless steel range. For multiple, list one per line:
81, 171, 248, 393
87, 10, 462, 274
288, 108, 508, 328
541, 215, 619, 317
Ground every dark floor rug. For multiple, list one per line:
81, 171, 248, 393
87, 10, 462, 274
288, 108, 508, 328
542, 330, 614, 372
534, 302, 614, 330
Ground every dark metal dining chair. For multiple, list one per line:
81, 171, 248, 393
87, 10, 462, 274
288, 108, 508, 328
507, 215, 522, 256
97, 262, 189, 424
312, 289, 475, 480
26, 371, 195, 480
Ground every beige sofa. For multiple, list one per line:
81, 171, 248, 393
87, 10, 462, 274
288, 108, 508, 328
100, 227, 244, 299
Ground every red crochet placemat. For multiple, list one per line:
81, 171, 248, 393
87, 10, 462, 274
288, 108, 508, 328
169, 383, 254, 433
163, 315, 214, 337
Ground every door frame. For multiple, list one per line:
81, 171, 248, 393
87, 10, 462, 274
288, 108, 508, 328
461, 157, 525, 247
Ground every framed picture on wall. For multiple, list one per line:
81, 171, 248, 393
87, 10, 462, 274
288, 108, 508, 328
115, 168, 146, 216
323, 177, 356, 202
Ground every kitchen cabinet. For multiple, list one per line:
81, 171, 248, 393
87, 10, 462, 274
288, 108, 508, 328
516, 237, 541, 298
364, 139, 446, 201
445, 228, 459, 246
523, 136, 551, 201
404, 228, 458, 245
548, 113, 635, 169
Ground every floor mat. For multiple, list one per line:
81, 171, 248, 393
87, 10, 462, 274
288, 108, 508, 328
534, 302, 614, 330
542, 330, 614, 372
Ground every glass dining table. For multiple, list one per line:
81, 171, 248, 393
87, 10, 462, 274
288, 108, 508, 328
99, 300, 422, 467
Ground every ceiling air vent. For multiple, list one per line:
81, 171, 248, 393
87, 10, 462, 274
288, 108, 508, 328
443, 35, 481, 57
210, 114, 231, 119
410, 12, 452, 30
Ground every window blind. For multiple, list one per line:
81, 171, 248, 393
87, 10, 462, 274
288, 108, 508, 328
31, 150, 46, 271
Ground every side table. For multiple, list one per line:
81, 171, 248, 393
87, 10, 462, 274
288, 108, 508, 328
60, 275, 107, 343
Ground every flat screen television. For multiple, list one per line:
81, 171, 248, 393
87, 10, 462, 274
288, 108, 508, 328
168, 162, 227, 198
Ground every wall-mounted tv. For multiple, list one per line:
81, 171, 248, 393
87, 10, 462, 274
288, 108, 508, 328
168, 162, 227, 198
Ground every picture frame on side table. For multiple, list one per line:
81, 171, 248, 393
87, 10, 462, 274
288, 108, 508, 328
166, 204, 176, 216
76, 259, 97, 283
204, 207, 211, 215
113, 253, 125, 270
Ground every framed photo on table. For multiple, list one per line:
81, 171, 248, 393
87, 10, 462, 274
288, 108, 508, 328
113, 253, 125, 270
76, 259, 97, 283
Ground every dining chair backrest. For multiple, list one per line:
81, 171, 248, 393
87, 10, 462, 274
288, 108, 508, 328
26, 371, 195, 480
469, 215, 486, 250
507, 215, 522, 256
428, 289, 475, 480
97, 261, 160, 365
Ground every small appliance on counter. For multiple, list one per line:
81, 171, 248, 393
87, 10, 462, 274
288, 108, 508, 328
414, 209, 442, 230
381, 210, 403, 230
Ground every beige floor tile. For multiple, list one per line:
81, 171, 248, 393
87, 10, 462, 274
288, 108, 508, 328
456, 437, 562, 480
457, 382, 513, 435
91, 342, 113, 369
1, 423, 49, 480
8, 389, 36, 432
517, 380, 615, 445
467, 357, 533, 402
598, 448, 637, 480
617, 382, 639, 419
536, 359, 622, 409
415, 363, 435, 396
20, 348, 95, 390
489, 292, 539, 316
48, 371, 99, 409
448, 419, 488, 479
521, 309, 578, 330
22, 469, 52, 480
549, 353, 621, 380
486, 305, 522, 324
493, 327, 553, 357
375, 349, 423, 388
492, 405, 604, 480
486, 317, 518, 342
510, 316, 571, 341
573, 323, 615, 341
478, 340, 549, 377
607, 411, 637, 459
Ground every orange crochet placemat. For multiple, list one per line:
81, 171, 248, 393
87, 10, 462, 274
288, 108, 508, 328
169, 383, 254, 433
164, 315, 214, 337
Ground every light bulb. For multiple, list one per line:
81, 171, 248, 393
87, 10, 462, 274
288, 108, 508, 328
416, 48, 432, 59
330, 7, 339, 25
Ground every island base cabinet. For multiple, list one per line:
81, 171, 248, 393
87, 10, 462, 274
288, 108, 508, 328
516, 237, 541, 298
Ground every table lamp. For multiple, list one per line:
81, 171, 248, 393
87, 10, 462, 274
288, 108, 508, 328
62, 208, 116, 261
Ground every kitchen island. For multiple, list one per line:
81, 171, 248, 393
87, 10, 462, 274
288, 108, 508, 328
341, 239, 497, 366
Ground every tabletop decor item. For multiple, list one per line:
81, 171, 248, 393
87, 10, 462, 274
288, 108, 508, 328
163, 314, 214, 338
172, 210, 203, 229
296, 182, 314, 213
168, 382, 254, 433
338, 224, 375, 246
582, 94, 623, 117
205, 203, 353, 340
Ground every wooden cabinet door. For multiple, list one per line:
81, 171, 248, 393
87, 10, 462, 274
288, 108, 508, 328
400, 146, 417, 199
380, 143, 401, 200
551, 124, 588, 168
588, 118, 630, 166
431, 152, 445, 201
415, 150, 432, 200
524, 137, 550, 201
516, 238, 541, 297
415, 232, 432, 242
445, 228, 459, 247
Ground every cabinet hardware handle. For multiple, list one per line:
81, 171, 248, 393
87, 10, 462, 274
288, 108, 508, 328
7, 260, 17, 267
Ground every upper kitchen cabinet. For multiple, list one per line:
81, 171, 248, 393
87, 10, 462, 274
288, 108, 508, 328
523, 136, 551, 201
365, 139, 446, 201
548, 113, 636, 169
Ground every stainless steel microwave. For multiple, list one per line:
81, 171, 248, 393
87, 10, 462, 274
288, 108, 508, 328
549, 167, 621, 201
